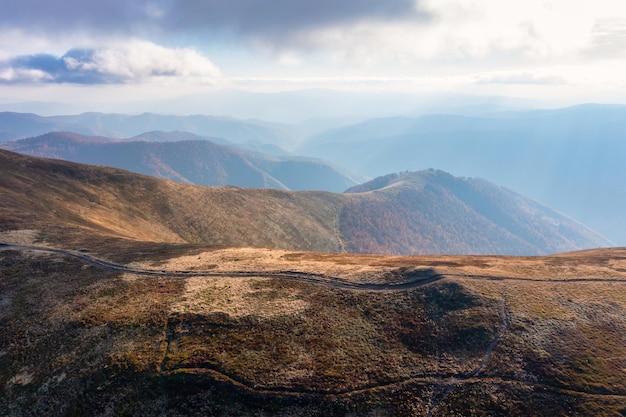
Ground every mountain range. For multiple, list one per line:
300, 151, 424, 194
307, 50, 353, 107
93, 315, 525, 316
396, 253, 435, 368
1, 138, 625, 417
0, 149, 610, 255
0, 111, 299, 154
2, 131, 360, 192
2, 105, 625, 245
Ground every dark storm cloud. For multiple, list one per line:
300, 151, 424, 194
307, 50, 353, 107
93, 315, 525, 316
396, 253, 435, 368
166, 0, 424, 36
0, 0, 425, 39
0, 0, 160, 35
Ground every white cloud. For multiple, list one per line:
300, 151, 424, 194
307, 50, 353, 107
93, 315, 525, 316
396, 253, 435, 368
0, 67, 52, 83
282, 0, 626, 69
65, 40, 221, 82
420, 0, 595, 58
0, 40, 221, 85
3, 0, 626, 105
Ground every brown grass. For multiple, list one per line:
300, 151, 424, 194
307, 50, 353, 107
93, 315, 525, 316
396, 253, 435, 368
2, 235, 626, 415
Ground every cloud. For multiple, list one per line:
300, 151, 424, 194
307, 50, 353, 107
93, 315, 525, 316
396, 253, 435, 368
0, 0, 161, 36
3, 0, 623, 70
587, 18, 626, 58
166, 0, 425, 39
3, 0, 626, 94
0, 41, 220, 84
0, 0, 425, 41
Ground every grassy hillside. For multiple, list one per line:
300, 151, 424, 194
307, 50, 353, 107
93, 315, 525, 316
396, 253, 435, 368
0, 149, 345, 252
1, 149, 624, 415
0, 150, 611, 256
342, 171, 610, 255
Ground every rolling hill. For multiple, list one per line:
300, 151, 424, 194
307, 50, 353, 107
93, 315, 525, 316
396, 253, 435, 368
0, 149, 611, 255
2, 132, 360, 192
0, 112, 93, 141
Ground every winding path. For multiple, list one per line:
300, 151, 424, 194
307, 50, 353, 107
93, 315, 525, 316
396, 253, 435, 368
3, 243, 625, 287
0, 243, 444, 291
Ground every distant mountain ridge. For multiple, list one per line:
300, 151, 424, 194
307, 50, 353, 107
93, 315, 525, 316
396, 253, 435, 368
0, 149, 612, 255
0, 111, 299, 154
2, 131, 360, 192
297, 104, 626, 244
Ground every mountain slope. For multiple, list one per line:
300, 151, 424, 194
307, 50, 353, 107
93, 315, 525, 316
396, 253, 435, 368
341, 171, 610, 255
0, 149, 346, 252
2, 132, 359, 192
0, 150, 611, 255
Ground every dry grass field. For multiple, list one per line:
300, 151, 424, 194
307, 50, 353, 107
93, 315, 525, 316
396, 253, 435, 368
1, 228, 625, 416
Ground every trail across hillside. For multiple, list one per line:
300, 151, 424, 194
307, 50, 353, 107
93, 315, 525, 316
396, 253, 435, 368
0, 244, 443, 291
3, 243, 626, 288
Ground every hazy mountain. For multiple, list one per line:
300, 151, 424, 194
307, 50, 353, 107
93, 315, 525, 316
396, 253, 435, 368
1, 90, 535, 122
0, 149, 611, 255
298, 104, 626, 244
0, 112, 94, 141
49, 112, 299, 151
2, 132, 359, 192
0, 111, 299, 154
130, 130, 232, 145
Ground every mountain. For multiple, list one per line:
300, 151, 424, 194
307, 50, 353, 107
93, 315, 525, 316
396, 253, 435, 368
0, 111, 299, 154
2, 132, 360, 192
2, 149, 625, 416
0, 148, 347, 251
341, 171, 610, 255
130, 130, 232, 145
297, 104, 626, 244
0, 149, 611, 255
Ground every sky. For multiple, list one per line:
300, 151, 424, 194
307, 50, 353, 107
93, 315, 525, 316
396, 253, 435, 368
2, 0, 626, 118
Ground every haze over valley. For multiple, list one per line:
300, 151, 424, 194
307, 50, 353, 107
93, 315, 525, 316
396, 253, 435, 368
2, 104, 625, 245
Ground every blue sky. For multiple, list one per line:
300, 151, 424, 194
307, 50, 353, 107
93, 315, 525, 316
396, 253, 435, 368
2, 0, 626, 115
